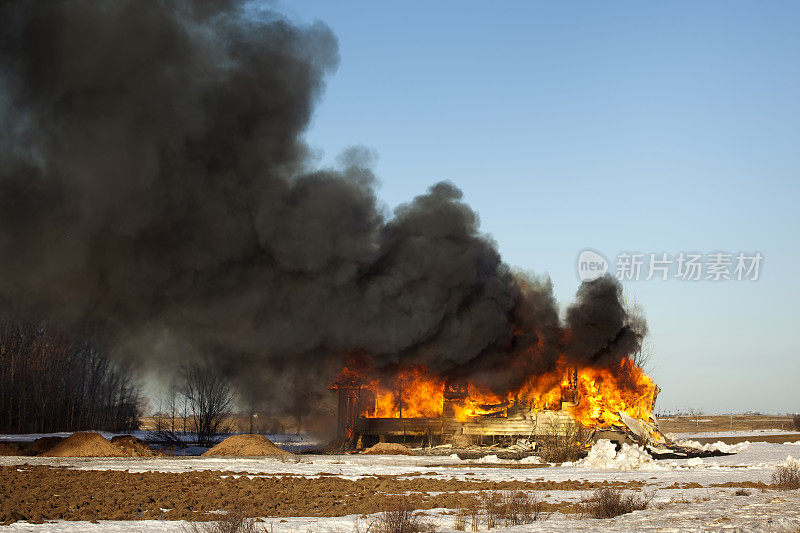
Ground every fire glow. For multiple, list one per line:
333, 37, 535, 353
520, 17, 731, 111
334, 357, 657, 428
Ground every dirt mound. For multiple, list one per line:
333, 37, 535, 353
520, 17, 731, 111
43, 432, 128, 457
202, 434, 292, 457
361, 442, 416, 455
23, 436, 65, 456
110, 435, 156, 457
0, 443, 20, 456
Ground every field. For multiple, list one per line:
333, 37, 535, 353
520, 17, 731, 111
657, 414, 798, 434
1, 416, 800, 532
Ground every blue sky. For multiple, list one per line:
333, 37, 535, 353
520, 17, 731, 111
273, 1, 800, 414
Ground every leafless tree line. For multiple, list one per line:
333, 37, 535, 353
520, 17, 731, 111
0, 319, 141, 433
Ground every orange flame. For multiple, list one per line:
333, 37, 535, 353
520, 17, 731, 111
567, 359, 656, 427
451, 381, 508, 421
371, 366, 444, 418
333, 355, 657, 428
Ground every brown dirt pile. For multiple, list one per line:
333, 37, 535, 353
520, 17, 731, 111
43, 432, 128, 457
23, 436, 65, 456
361, 442, 416, 455
1, 434, 159, 457
0, 443, 19, 456
110, 435, 158, 457
0, 465, 639, 524
202, 434, 292, 456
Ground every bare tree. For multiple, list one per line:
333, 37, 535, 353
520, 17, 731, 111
150, 386, 188, 448
623, 291, 653, 373
181, 364, 236, 446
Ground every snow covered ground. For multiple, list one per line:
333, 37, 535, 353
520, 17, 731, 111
2, 433, 800, 532
3, 492, 800, 533
2, 439, 798, 484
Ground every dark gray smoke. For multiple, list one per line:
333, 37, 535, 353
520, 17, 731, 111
0, 0, 646, 416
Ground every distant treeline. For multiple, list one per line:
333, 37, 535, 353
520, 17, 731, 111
0, 320, 141, 433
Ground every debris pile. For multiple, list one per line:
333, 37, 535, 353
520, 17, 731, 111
0, 443, 19, 456
43, 432, 129, 457
202, 434, 292, 456
110, 435, 158, 457
361, 442, 416, 455
24, 437, 65, 455
507, 439, 536, 452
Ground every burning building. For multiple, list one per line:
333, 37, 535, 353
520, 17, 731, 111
332, 354, 663, 449
0, 0, 669, 440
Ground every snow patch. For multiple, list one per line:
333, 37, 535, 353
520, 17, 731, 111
673, 438, 750, 454
569, 439, 657, 470
686, 457, 704, 467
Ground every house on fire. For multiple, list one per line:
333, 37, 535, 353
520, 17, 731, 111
332, 367, 661, 448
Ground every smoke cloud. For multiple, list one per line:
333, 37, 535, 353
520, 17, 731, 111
0, 0, 646, 416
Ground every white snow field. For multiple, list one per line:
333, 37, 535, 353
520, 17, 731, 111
2, 436, 800, 532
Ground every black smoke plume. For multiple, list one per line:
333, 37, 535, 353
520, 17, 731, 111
0, 0, 646, 417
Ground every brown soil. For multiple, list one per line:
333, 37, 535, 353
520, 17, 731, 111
662, 482, 704, 489
23, 436, 65, 456
0, 434, 159, 457
110, 435, 158, 457
658, 414, 796, 434
43, 432, 128, 457
202, 434, 292, 456
0, 465, 644, 524
710, 481, 771, 489
0, 443, 19, 456
361, 442, 416, 455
